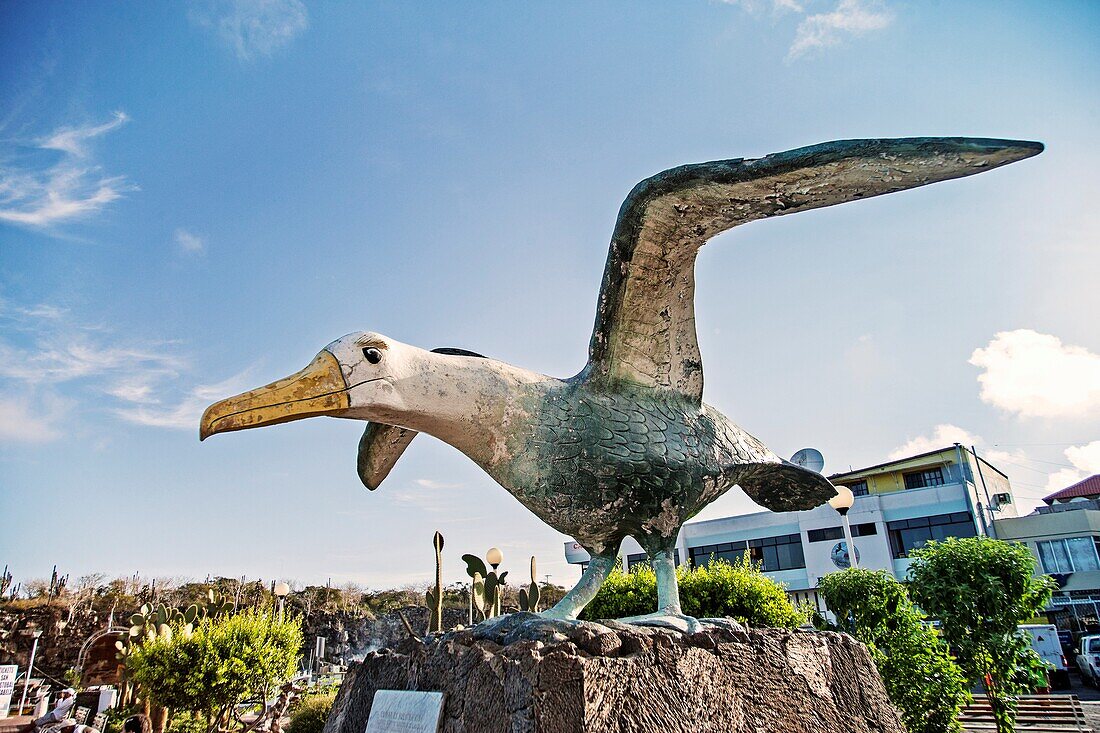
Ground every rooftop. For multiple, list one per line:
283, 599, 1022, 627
1044, 475, 1100, 505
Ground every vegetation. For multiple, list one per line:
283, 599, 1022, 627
125, 608, 302, 733
819, 567, 969, 733
907, 537, 1058, 733
580, 555, 806, 627
287, 694, 336, 733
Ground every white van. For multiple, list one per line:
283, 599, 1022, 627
1021, 624, 1069, 689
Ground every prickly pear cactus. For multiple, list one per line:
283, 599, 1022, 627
519, 556, 541, 612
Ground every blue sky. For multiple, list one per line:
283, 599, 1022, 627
2, 1, 1098, 591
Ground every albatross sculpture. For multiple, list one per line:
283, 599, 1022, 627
201, 137, 1042, 630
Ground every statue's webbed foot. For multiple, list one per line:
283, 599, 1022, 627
617, 609, 704, 633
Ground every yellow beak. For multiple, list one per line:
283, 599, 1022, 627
199, 350, 349, 440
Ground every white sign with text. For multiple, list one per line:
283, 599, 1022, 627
364, 690, 444, 733
0, 665, 19, 719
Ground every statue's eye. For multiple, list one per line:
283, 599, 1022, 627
362, 347, 383, 364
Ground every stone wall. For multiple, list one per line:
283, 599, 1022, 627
325, 614, 905, 733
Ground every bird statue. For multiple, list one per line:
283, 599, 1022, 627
201, 137, 1041, 630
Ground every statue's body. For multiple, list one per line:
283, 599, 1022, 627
202, 137, 1042, 629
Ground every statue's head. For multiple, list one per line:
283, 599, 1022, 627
199, 331, 409, 440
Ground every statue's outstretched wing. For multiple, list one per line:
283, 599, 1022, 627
356, 347, 487, 489
585, 137, 1042, 402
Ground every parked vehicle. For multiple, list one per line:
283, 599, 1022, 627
1074, 633, 1100, 687
1021, 624, 1069, 689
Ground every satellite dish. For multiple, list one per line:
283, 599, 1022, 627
790, 448, 825, 474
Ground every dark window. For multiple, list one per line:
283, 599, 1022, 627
854, 522, 878, 537
689, 542, 747, 568
626, 550, 679, 570
845, 480, 869, 497
808, 527, 844, 543
747, 534, 805, 571
887, 512, 975, 558
904, 467, 946, 490
808, 523, 877, 542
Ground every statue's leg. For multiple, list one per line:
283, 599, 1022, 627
541, 551, 618, 621
618, 545, 704, 633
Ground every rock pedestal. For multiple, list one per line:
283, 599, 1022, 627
323, 614, 903, 733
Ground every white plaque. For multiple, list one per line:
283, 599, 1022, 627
365, 690, 444, 733
0, 665, 18, 718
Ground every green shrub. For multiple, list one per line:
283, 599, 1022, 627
819, 568, 969, 733
580, 555, 805, 627
127, 608, 302, 730
287, 694, 336, 733
907, 537, 1057, 733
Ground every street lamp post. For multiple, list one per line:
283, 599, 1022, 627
828, 485, 859, 569
18, 630, 42, 715
274, 582, 290, 622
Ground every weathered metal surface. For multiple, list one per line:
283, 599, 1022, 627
201, 137, 1042, 624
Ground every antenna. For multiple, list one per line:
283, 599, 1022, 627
790, 448, 825, 474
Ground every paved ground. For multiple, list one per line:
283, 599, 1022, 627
1056, 671, 1100, 730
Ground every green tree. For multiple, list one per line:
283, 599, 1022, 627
580, 555, 805, 627
286, 694, 335, 733
907, 537, 1057, 733
127, 608, 302, 733
819, 567, 969, 733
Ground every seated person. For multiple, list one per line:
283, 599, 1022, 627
121, 715, 151, 733
34, 688, 76, 729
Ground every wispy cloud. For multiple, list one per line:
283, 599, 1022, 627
970, 329, 1100, 420
414, 478, 462, 490
0, 301, 248, 440
39, 111, 129, 158
192, 0, 309, 61
717, 0, 804, 13
0, 111, 134, 228
0, 392, 69, 443
174, 228, 205, 255
114, 370, 255, 429
787, 0, 892, 60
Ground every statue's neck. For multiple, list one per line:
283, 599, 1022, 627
369, 353, 551, 466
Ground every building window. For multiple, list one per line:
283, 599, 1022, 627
689, 534, 806, 572
689, 542, 748, 567
886, 512, 975, 558
903, 467, 946, 490
846, 480, 869, 497
1037, 537, 1100, 574
807, 523, 877, 543
625, 550, 679, 570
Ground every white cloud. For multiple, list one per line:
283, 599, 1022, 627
193, 0, 309, 61
0, 112, 133, 228
174, 228, 205, 254
0, 392, 68, 444
717, 0, 803, 13
114, 370, 254, 430
39, 111, 129, 158
888, 423, 981, 460
969, 329, 1100, 419
0, 303, 232, 434
787, 0, 892, 60
414, 478, 462, 490
0, 335, 184, 385
1043, 441, 1100, 494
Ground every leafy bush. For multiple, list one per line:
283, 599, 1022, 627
127, 608, 302, 731
819, 567, 969, 733
907, 537, 1057, 733
580, 555, 805, 627
287, 694, 336, 733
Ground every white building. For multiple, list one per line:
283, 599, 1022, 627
564, 443, 1017, 613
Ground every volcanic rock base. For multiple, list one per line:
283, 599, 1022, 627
323, 613, 904, 733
